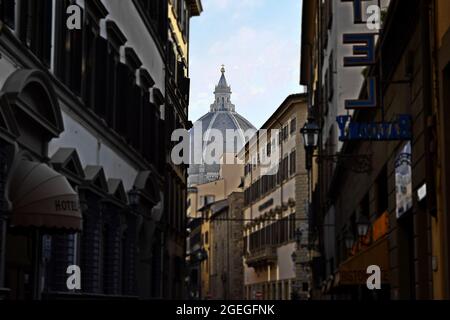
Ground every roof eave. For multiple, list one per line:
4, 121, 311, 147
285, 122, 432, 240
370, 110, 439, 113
300, 0, 317, 86
188, 0, 203, 17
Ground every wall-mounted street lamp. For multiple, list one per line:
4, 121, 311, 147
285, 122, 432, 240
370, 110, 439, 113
301, 119, 320, 150
301, 118, 371, 216
344, 231, 355, 251
196, 249, 208, 262
356, 215, 370, 238
301, 119, 320, 171
300, 119, 372, 174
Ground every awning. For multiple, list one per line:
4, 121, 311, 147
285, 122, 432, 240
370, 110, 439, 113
9, 160, 83, 231
334, 237, 390, 287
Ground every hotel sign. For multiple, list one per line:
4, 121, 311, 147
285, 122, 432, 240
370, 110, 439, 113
337, 0, 412, 141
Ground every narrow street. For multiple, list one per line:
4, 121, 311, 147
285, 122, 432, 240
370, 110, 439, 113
0, 0, 450, 311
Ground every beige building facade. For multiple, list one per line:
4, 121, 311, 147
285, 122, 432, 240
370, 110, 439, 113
186, 154, 244, 299
242, 94, 309, 300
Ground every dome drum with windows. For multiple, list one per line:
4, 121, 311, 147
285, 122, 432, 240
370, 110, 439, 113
188, 66, 255, 186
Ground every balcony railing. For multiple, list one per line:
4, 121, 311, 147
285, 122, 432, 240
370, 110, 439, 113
245, 246, 277, 268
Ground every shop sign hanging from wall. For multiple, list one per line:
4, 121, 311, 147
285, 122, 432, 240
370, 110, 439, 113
336, 0, 412, 142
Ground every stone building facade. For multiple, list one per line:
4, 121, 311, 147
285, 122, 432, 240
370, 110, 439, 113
210, 192, 244, 300
300, 0, 450, 300
0, 0, 202, 300
186, 154, 243, 299
241, 94, 310, 300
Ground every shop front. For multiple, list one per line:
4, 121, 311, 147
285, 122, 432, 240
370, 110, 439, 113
0, 69, 83, 299
332, 237, 390, 300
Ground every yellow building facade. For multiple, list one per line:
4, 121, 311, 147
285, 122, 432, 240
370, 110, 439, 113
187, 154, 244, 299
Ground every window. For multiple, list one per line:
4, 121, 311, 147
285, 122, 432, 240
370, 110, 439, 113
135, 0, 167, 45
377, 166, 389, 215
128, 83, 142, 150
0, 0, 15, 29
302, 282, 309, 292
282, 157, 289, 181
328, 52, 334, 101
94, 37, 108, 117
143, 99, 160, 167
272, 222, 279, 244
265, 226, 271, 247
289, 151, 296, 176
290, 118, 297, 135
279, 217, 288, 243
115, 63, 131, 137
19, 0, 53, 66
204, 195, 215, 206
107, 49, 120, 114
55, 0, 83, 94
289, 214, 295, 240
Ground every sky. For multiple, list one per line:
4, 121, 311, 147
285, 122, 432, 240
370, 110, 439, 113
188, 0, 304, 129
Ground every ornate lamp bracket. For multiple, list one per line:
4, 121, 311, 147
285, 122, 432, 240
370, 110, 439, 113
314, 153, 372, 174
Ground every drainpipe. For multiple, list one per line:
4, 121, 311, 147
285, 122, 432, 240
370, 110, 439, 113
0, 148, 7, 293
420, 0, 434, 300
314, 0, 324, 297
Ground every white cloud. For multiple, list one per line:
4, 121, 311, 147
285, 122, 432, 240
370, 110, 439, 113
189, 0, 301, 128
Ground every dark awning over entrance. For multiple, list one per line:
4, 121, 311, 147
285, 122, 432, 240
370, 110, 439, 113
9, 160, 83, 231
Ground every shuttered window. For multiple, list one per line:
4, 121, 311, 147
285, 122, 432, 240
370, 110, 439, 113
94, 37, 108, 118
290, 118, 297, 135
142, 94, 153, 162
106, 49, 119, 128
289, 151, 296, 176
55, 0, 83, 94
289, 214, 295, 240
115, 63, 130, 137
19, 0, 52, 67
82, 22, 97, 109
128, 84, 142, 150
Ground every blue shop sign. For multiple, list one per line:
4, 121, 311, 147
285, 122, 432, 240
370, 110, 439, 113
337, 115, 412, 141
336, 0, 412, 142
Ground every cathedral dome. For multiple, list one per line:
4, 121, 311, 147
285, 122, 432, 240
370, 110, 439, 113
188, 66, 255, 186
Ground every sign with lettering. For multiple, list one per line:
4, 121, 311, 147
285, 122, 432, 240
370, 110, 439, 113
337, 115, 412, 141
395, 142, 413, 218
258, 199, 274, 212
337, 0, 412, 141
54, 200, 79, 212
